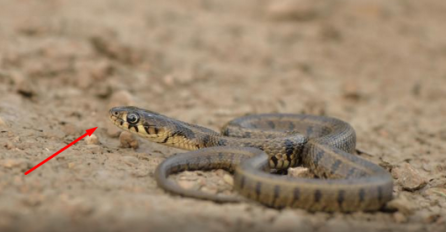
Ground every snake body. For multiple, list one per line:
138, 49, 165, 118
109, 106, 393, 212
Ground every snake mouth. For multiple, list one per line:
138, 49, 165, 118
109, 114, 126, 128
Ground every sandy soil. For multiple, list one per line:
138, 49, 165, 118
1, 0, 445, 231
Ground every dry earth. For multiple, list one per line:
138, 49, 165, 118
1, 0, 446, 231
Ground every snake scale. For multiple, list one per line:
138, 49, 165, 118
109, 106, 393, 212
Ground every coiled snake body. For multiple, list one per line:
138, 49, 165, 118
109, 106, 393, 212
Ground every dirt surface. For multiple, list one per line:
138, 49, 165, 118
1, 0, 446, 231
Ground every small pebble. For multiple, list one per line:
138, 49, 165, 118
4, 141, 15, 150
131, 169, 150, 178
90, 61, 113, 80
1, 159, 28, 169
342, 82, 363, 101
0, 117, 7, 127
392, 163, 428, 191
386, 196, 416, 215
108, 90, 135, 108
85, 134, 100, 145
121, 155, 139, 166
16, 78, 36, 99
12, 136, 20, 143
177, 180, 198, 190
119, 131, 139, 149
75, 61, 113, 90
215, 169, 227, 177
163, 75, 175, 86
266, 0, 319, 21
21, 193, 44, 207
162, 70, 195, 86
90, 36, 143, 65
201, 186, 218, 195
393, 212, 407, 223
95, 83, 113, 99
423, 213, 441, 224
85, 145, 102, 154
223, 174, 234, 186
178, 173, 198, 181
288, 167, 313, 178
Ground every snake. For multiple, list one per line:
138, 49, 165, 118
109, 106, 393, 212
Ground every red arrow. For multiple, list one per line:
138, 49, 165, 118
24, 127, 98, 175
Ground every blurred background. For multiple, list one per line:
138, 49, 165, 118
0, 0, 445, 231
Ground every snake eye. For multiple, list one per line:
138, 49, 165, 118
127, 113, 139, 124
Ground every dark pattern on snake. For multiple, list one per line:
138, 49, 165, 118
109, 106, 393, 212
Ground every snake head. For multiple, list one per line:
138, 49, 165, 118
109, 106, 171, 140
109, 106, 131, 126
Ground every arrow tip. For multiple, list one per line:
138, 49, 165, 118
86, 127, 98, 136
